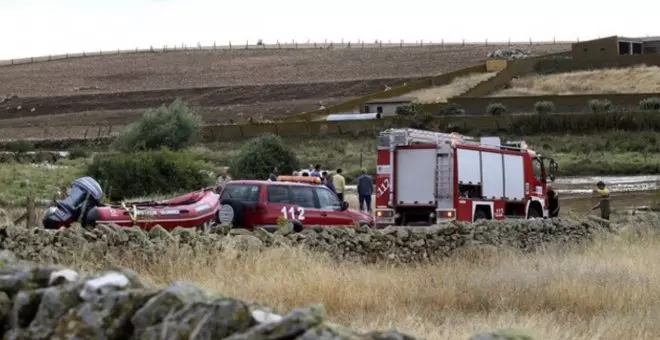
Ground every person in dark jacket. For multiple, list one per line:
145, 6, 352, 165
356, 169, 373, 212
547, 184, 559, 218
323, 171, 336, 193
268, 166, 278, 181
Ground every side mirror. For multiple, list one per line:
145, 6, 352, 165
548, 160, 558, 182
340, 201, 349, 211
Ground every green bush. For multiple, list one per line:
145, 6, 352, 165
68, 147, 90, 160
232, 133, 300, 179
5, 140, 35, 154
588, 99, 612, 113
114, 99, 203, 152
408, 112, 435, 129
486, 103, 507, 115
86, 149, 211, 200
534, 101, 555, 114
436, 103, 465, 116
639, 97, 660, 111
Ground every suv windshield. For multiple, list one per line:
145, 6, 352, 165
221, 184, 260, 202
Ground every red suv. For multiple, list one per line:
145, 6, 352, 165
217, 178, 374, 231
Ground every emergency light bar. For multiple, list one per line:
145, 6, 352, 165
276, 176, 322, 184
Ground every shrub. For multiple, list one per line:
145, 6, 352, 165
408, 112, 435, 129
436, 103, 465, 116
232, 133, 300, 180
5, 140, 34, 154
68, 147, 90, 160
114, 99, 202, 152
86, 149, 211, 200
639, 97, 660, 111
395, 103, 421, 116
588, 99, 612, 113
486, 103, 507, 115
534, 101, 555, 114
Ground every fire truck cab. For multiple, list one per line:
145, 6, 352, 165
374, 128, 558, 227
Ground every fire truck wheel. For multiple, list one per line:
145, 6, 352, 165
473, 209, 489, 221
527, 206, 542, 219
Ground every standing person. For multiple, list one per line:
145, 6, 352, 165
333, 168, 346, 202
268, 166, 278, 182
547, 184, 559, 218
323, 171, 335, 194
356, 168, 373, 213
310, 164, 322, 178
216, 167, 232, 193
591, 181, 611, 220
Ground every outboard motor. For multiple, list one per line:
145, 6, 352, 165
43, 176, 104, 229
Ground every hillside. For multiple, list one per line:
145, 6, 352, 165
0, 44, 570, 97
0, 43, 571, 140
491, 65, 660, 96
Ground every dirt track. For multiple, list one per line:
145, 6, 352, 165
0, 43, 571, 139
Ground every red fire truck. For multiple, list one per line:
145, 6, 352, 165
374, 128, 558, 227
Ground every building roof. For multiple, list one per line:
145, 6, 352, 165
618, 36, 660, 43
365, 96, 415, 104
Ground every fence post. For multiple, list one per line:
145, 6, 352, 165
441, 39, 444, 47
245, 40, 249, 49
31, 57, 34, 63
485, 39, 488, 46
462, 39, 465, 47
229, 41, 232, 49
213, 41, 216, 49
508, 38, 511, 46
553, 36, 556, 44
529, 37, 532, 45
26, 196, 35, 228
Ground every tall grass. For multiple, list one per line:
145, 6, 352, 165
492, 65, 660, 96
61, 226, 660, 340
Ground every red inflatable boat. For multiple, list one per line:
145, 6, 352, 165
84, 188, 220, 230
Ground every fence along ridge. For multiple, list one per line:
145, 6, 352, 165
0, 38, 575, 67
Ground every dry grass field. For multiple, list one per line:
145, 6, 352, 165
63, 223, 660, 340
407, 72, 497, 103
0, 44, 571, 140
492, 65, 660, 96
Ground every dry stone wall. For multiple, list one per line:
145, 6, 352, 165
1, 213, 654, 265
0, 250, 420, 339
0, 213, 655, 339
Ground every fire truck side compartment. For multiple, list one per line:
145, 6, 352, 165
395, 148, 436, 205
480, 151, 504, 199
503, 154, 525, 200
456, 148, 481, 185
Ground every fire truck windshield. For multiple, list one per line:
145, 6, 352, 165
534, 156, 557, 183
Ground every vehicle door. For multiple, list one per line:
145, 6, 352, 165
314, 187, 354, 225
287, 186, 322, 225
264, 185, 296, 226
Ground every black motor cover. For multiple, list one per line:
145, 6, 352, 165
43, 176, 104, 229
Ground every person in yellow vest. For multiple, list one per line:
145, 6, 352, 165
591, 181, 610, 220
332, 168, 346, 202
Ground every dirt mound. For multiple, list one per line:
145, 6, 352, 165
3, 214, 656, 265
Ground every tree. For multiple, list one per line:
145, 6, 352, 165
114, 99, 202, 152
232, 134, 300, 179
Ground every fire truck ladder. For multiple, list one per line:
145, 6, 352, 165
380, 128, 529, 152
380, 128, 476, 146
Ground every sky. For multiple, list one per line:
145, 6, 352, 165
1, 0, 659, 60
